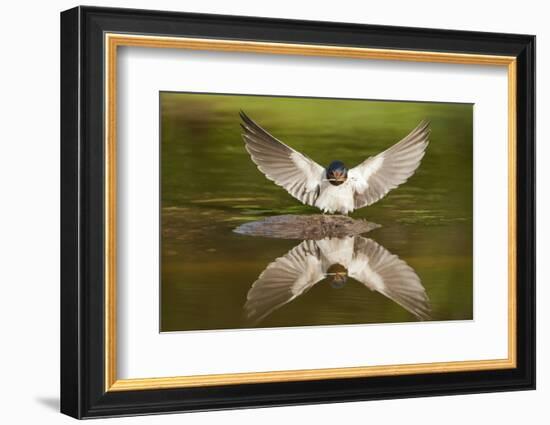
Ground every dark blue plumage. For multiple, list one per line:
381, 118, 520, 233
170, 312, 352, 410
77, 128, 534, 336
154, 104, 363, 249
326, 160, 348, 186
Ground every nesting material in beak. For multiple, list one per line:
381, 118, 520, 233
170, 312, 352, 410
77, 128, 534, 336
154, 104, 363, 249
327, 263, 348, 288
327, 170, 347, 186
333, 171, 346, 181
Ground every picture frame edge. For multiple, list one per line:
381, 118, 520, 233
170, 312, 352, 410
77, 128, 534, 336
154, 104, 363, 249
60, 5, 536, 419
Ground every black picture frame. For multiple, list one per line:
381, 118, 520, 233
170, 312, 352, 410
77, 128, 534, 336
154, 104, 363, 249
60, 5, 535, 419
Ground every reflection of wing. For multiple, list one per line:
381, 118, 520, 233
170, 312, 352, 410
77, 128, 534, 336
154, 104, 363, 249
244, 240, 325, 324
348, 238, 431, 320
240, 111, 325, 206
349, 121, 430, 209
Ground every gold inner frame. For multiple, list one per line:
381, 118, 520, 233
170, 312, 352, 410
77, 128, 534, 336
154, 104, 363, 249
104, 33, 517, 392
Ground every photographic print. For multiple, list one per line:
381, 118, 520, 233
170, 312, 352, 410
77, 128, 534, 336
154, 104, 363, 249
160, 92, 473, 332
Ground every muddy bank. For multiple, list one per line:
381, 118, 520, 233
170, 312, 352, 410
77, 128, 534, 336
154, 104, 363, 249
234, 214, 380, 240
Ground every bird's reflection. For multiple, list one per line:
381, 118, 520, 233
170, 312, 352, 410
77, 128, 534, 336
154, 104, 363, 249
244, 236, 431, 325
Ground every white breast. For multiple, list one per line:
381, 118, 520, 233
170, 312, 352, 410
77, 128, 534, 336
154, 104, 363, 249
315, 181, 355, 214
316, 237, 356, 266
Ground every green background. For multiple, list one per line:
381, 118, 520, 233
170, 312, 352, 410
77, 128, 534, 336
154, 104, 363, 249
160, 92, 473, 332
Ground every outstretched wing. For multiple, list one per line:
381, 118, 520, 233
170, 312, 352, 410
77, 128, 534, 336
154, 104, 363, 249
240, 111, 325, 206
348, 237, 431, 320
244, 240, 325, 324
349, 121, 430, 209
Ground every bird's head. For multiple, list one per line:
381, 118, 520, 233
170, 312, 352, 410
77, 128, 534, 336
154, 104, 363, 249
327, 263, 348, 289
326, 160, 348, 186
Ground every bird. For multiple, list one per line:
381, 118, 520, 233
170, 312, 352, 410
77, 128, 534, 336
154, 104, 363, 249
244, 236, 431, 324
240, 111, 430, 215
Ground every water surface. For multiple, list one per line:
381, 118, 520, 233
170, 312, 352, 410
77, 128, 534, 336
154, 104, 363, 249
160, 93, 473, 332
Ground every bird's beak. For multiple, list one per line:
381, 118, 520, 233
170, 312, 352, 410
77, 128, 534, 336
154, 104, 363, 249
332, 171, 346, 182
329, 272, 348, 289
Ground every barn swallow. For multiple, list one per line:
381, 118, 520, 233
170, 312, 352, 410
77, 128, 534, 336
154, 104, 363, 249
240, 111, 430, 214
244, 236, 431, 324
